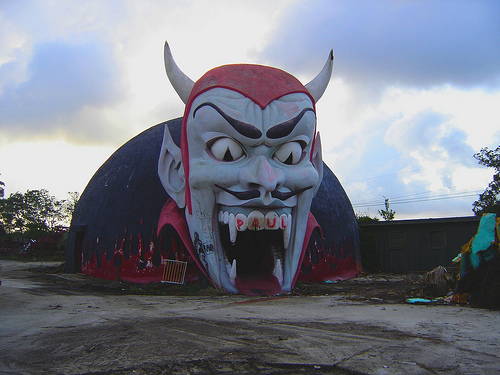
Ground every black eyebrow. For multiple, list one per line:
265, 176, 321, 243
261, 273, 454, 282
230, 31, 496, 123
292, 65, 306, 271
271, 186, 313, 200
266, 108, 315, 139
193, 102, 262, 139
215, 184, 313, 201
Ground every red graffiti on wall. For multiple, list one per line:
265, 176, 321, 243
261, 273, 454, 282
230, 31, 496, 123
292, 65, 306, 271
82, 228, 200, 284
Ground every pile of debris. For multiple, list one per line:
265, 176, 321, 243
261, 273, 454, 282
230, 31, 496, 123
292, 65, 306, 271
453, 213, 500, 309
405, 213, 499, 310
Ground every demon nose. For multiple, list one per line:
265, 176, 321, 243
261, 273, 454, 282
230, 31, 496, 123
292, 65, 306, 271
240, 156, 285, 193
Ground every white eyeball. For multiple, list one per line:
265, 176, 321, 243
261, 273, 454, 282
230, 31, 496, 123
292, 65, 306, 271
273, 142, 304, 165
209, 137, 245, 162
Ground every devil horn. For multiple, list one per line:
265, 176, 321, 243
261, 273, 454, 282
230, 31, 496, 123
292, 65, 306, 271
164, 41, 195, 104
305, 50, 334, 103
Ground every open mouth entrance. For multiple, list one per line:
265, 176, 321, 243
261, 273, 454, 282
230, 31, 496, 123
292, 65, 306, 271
219, 225, 285, 296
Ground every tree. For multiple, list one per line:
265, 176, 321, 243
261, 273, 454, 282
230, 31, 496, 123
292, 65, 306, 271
378, 197, 396, 221
473, 146, 500, 215
0, 189, 78, 235
24, 189, 57, 231
64, 191, 80, 220
0, 173, 4, 198
0, 192, 26, 233
356, 213, 379, 222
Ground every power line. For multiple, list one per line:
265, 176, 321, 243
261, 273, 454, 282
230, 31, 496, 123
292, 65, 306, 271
351, 189, 483, 208
352, 187, 482, 205
342, 157, 490, 210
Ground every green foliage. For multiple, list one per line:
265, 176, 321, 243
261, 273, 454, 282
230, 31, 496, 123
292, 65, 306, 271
378, 197, 396, 221
0, 188, 79, 236
356, 213, 379, 222
473, 146, 500, 215
65, 191, 80, 219
0, 173, 4, 198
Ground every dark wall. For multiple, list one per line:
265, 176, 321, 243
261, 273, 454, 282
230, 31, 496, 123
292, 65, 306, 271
359, 217, 480, 272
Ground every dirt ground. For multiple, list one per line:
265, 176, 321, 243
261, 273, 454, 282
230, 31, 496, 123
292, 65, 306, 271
1, 261, 499, 374
28, 262, 452, 302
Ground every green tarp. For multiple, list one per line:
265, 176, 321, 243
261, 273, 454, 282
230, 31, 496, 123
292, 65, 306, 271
458, 213, 499, 277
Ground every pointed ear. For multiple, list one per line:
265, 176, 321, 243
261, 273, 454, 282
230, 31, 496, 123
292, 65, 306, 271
158, 124, 186, 208
312, 132, 323, 190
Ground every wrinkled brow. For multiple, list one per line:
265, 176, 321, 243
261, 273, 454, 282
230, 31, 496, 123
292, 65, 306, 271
266, 108, 315, 139
193, 102, 262, 139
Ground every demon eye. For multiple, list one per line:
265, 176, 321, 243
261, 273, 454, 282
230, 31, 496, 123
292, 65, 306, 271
273, 141, 304, 165
209, 137, 245, 162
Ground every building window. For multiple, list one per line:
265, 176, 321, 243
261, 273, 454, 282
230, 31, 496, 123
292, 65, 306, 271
429, 230, 446, 249
389, 232, 406, 250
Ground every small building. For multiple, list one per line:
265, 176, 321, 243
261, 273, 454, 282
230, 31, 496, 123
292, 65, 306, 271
358, 216, 481, 273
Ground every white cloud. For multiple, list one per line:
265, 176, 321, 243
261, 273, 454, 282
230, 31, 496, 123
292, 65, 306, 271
319, 83, 498, 219
261, 0, 500, 89
0, 1, 295, 142
0, 0, 498, 220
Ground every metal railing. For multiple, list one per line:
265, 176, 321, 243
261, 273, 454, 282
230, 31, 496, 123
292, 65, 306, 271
161, 259, 188, 284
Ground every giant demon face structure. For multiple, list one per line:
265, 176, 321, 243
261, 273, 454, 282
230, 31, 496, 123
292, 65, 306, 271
159, 42, 333, 295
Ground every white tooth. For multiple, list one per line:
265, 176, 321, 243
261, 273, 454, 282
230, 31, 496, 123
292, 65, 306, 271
273, 259, 283, 286
279, 213, 289, 230
228, 213, 237, 244
283, 225, 291, 249
229, 259, 237, 287
235, 213, 247, 232
265, 211, 279, 230
248, 210, 264, 231
282, 213, 292, 249
223, 211, 229, 224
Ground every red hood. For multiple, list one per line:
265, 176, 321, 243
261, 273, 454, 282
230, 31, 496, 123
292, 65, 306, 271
181, 64, 316, 214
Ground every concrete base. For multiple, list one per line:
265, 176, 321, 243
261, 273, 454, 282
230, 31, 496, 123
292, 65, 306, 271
1, 261, 498, 374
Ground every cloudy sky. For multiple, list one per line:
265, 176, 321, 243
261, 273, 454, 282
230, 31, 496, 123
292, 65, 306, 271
1, 0, 499, 219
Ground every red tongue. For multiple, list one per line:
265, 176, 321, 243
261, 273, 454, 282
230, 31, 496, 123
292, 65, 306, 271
235, 274, 281, 296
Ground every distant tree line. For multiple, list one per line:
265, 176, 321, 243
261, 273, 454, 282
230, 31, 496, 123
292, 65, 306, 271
356, 197, 396, 223
0, 175, 78, 237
